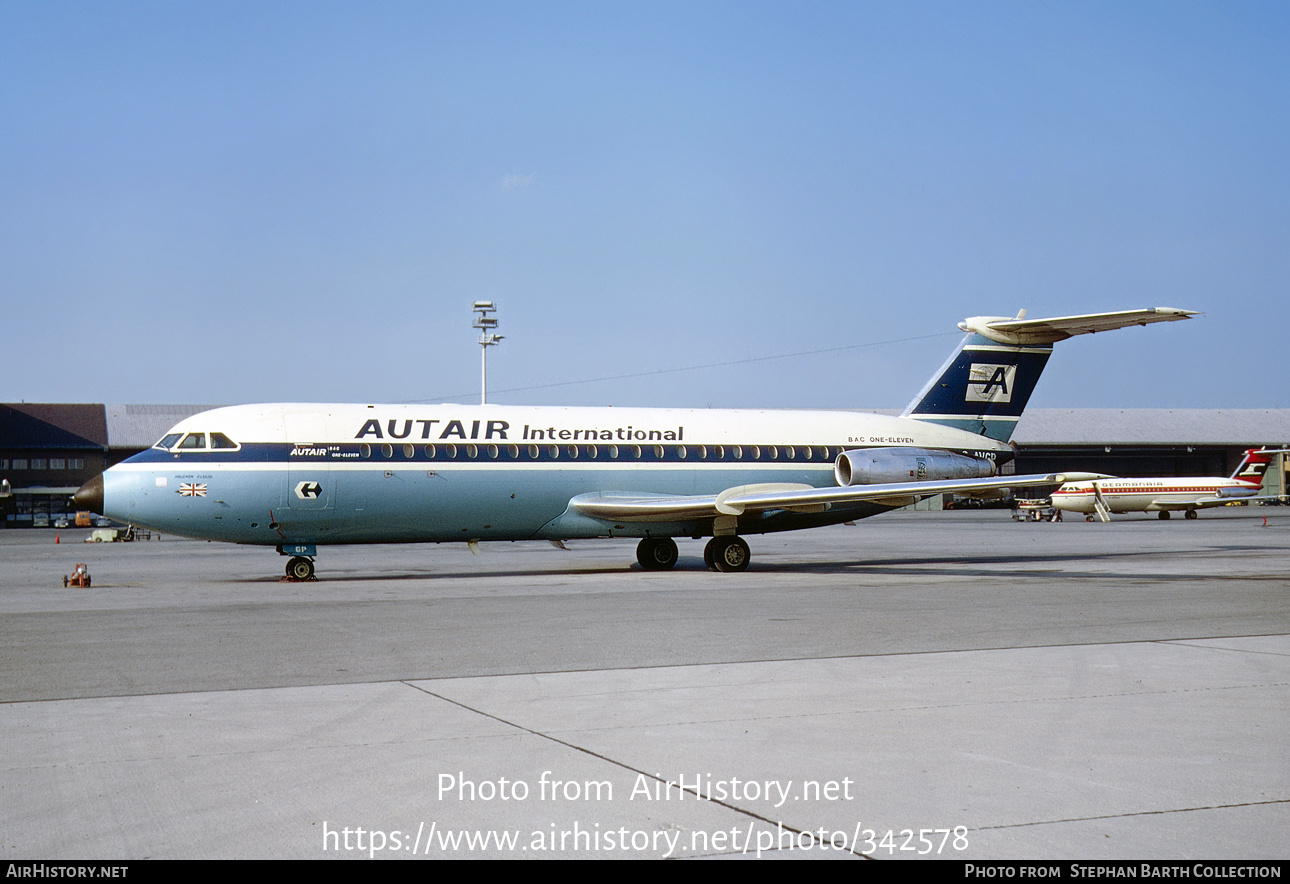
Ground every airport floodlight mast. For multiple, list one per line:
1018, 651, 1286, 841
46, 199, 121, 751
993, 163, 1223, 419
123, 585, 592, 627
472, 301, 504, 405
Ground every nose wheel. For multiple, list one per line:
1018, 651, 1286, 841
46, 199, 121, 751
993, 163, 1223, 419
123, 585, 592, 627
284, 556, 315, 581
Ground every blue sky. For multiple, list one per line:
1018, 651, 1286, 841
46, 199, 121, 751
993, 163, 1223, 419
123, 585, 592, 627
3, 1, 1286, 410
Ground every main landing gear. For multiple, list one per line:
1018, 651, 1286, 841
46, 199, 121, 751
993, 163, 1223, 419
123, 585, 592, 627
704, 536, 750, 572
284, 556, 316, 581
636, 537, 678, 571
635, 535, 752, 572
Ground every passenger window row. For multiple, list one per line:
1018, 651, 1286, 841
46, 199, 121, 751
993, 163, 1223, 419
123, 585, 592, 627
356, 442, 838, 462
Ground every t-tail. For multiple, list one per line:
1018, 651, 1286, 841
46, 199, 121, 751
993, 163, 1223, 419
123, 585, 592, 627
902, 307, 1196, 442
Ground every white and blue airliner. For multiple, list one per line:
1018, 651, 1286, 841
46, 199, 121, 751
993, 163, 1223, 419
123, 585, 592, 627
74, 308, 1193, 578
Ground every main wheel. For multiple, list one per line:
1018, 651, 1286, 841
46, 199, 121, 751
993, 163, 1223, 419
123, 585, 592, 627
286, 556, 315, 581
1184, 509, 1198, 520
1158, 511, 1170, 520
636, 537, 678, 571
710, 536, 750, 573
703, 541, 717, 571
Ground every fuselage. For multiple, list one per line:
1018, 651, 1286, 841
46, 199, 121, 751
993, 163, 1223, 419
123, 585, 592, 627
94, 403, 1012, 546
1050, 477, 1260, 515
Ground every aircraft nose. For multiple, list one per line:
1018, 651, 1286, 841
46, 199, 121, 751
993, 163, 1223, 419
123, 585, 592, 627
73, 475, 104, 514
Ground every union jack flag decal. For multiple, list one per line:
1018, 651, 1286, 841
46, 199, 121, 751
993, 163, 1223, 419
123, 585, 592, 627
178, 483, 207, 497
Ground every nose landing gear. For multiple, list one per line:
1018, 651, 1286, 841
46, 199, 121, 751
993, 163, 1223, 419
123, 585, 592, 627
277, 543, 318, 582
284, 556, 315, 581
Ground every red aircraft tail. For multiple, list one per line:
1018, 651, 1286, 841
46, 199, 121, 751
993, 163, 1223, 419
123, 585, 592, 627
1230, 449, 1280, 486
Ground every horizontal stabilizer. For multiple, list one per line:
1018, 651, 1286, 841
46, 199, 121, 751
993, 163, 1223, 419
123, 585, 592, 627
959, 307, 1196, 345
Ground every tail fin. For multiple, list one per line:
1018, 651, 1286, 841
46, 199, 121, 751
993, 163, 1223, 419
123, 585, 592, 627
902, 307, 1196, 442
1230, 449, 1285, 486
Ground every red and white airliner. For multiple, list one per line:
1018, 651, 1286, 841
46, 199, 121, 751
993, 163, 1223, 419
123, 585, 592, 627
1050, 449, 1284, 521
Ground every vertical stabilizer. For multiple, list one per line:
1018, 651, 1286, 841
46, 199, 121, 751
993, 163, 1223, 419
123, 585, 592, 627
901, 332, 1051, 442
1230, 449, 1285, 486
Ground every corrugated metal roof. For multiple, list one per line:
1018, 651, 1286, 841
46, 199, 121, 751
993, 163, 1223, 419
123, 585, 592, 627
103, 404, 222, 449
1013, 409, 1290, 446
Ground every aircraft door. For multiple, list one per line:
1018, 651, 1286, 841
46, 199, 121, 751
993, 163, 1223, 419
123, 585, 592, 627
284, 413, 335, 512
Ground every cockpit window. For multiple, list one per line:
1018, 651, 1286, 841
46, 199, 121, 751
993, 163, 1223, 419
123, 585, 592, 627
157, 431, 237, 452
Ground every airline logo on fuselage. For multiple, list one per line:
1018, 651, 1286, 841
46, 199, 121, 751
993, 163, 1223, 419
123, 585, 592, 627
357, 419, 511, 441
355, 418, 685, 443
966, 364, 1016, 403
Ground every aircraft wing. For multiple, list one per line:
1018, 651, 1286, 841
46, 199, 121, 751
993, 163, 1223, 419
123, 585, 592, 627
1152, 498, 1226, 511
571, 473, 1107, 522
1152, 488, 1266, 511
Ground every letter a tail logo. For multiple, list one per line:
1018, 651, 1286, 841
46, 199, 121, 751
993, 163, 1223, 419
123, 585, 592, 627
966, 363, 1016, 403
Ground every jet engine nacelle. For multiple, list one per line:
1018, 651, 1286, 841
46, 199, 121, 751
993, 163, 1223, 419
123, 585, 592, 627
834, 447, 996, 487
